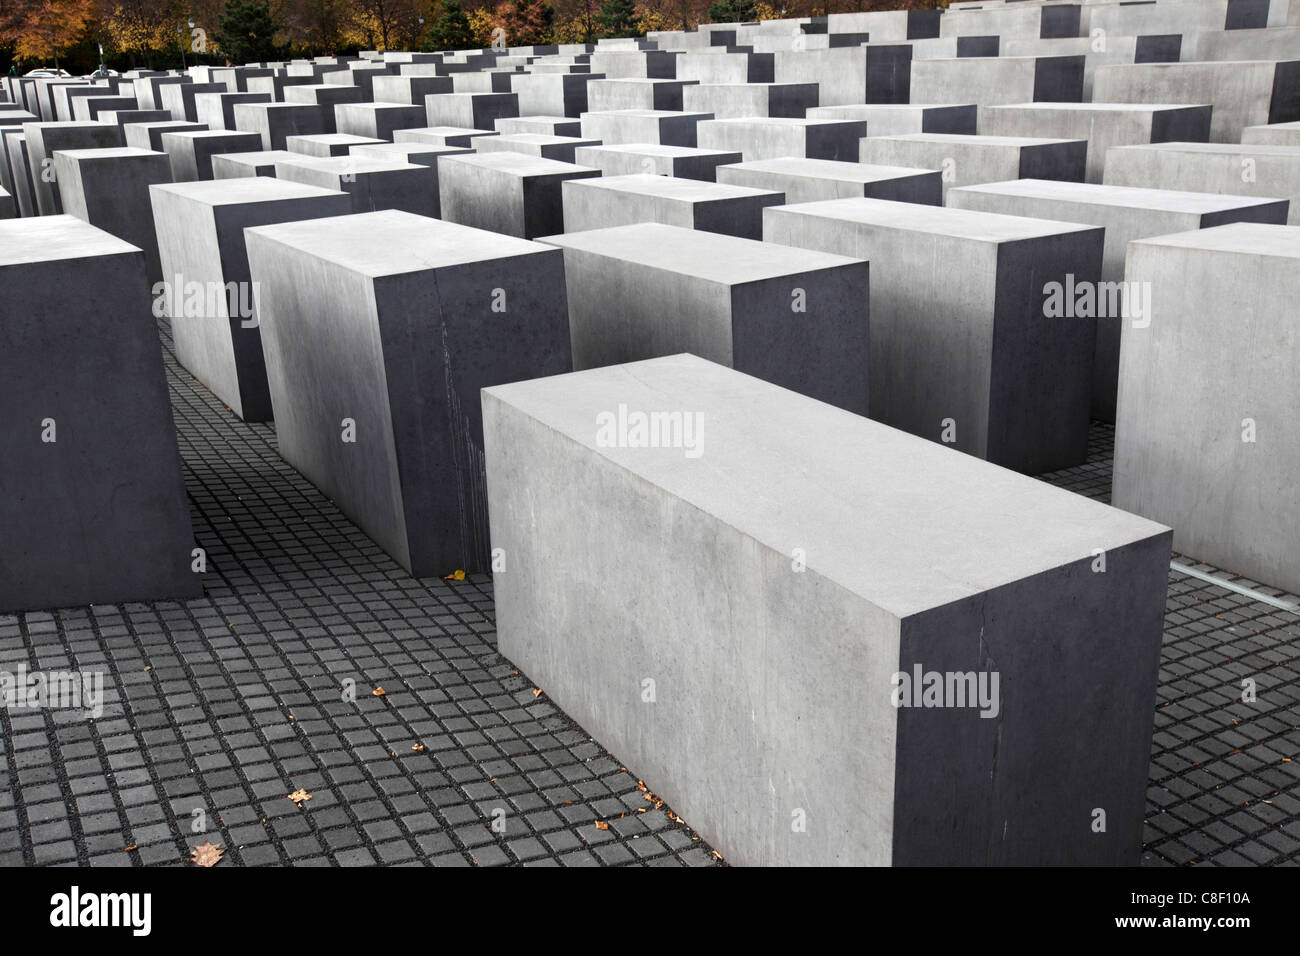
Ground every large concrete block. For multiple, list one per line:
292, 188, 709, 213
474, 133, 603, 163
283, 83, 365, 131
0, 216, 199, 612
160, 81, 225, 122
561, 174, 784, 239
1103, 142, 1300, 224
578, 109, 711, 147
1242, 120, 1300, 146
681, 82, 819, 119
860, 133, 1087, 199
0, 186, 13, 219
234, 102, 329, 150
195, 92, 272, 130
370, 75, 454, 105
394, 125, 499, 148
717, 156, 941, 205
948, 179, 1288, 422
1001, 33, 1182, 101
982, 102, 1212, 183
588, 50, 680, 79
676, 51, 776, 85
438, 152, 600, 238
274, 156, 439, 217
2, 129, 35, 217
941, 3, 1083, 39
246, 73, 316, 102
124, 120, 206, 152
57, 84, 115, 122
425, 92, 519, 130
911, 55, 1085, 107
71, 95, 138, 122
496, 115, 583, 137
772, 45, 913, 107
587, 78, 698, 112
349, 141, 473, 172
1092, 60, 1300, 143
162, 129, 263, 182
572, 143, 742, 181
510, 72, 604, 117
538, 222, 868, 411
482, 352, 1171, 866
286, 133, 384, 158
334, 102, 427, 141
697, 117, 865, 162
211, 149, 296, 179
1114, 222, 1300, 594
244, 209, 573, 574
22, 121, 124, 215
809, 103, 976, 136
132, 75, 190, 111
150, 178, 353, 422
54, 147, 172, 284
765, 198, 1103, 474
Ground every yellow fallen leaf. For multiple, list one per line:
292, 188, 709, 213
593, 820, 609, 831
412, 744, 425, 752
288, 789, 312, 806
373, 687, 386, 697
190, 841, 224, 867
444, 570, 466, 581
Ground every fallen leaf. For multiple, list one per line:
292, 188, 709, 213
593, 820, 609, 831
711, 850, 723, 861
373, 687, 386, 697
190, 841, 224, 867
444, 569, 466, 581
532, 689, 542, 698
412, 744, 425, 752
288, 788, 313, 806
123, 844, 137, 852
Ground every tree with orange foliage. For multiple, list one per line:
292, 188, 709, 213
0, 0, 96, 68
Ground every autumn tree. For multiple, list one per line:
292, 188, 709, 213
499, 0, 552, 45
1, 0, 96, 68
595, 0, 636, 37
213, 0, 281, 63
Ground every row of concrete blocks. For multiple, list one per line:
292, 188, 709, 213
8, 200, 1296, 865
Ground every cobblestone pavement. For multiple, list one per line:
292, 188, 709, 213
1, 328, 1297, 867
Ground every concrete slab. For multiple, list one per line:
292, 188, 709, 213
561, 173, 785, 239
161, 129, 263, 182
716, 156, 941, 205
860, 133, 1087, 199
21, 120, 124, 215
809, 103, 977, 136
273, 155, 439, 217
437, 151, 601, 238
697, 117, 866, 162
572, 142, 742, 181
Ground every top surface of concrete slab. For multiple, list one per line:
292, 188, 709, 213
440, 151, 597, 175
723, 157, 937, 182
1129, 220, 1300, 257
771, 196, 1098, 242
151, 177, 348, 206
483, 353, 1169, 617
539, 221, 862, 284
1113, 142, 1300, 157
993, 102, 1212, 113
955, 178, 1287, 214
0, 213, 139, 264
569, 172, 779, 201
246, 208, 552, 277
54, 146, 159, 161
878, 132, 1084, 147
580, 142, 735, 157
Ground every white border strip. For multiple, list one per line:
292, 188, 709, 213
1169, 562, 1300, 616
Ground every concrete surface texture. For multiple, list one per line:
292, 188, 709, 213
559, 173, 785, 238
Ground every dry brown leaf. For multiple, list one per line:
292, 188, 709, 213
532, 689, 542, 698
123, 844, 137, 852
372, 686, 387, 697
190, 841, 224, 867
711, 850, 723, 861
412, 744, 425, 752
288, 788, 313, 806
444, 569, 466, 581
593, 820, 610, 831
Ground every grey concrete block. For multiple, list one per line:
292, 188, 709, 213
195, 92, 272, 131
2, 129, 35, 217
0, 215, 199, 612
71, 96, 137, 122
393, 125, 500, 148
860, 133, 1087, 199
981, 102, 1212, 183
124, 120, 206, 153
538, 222, 868, 411
911, 55, 1085, 107
437, 151, 600, 239
561, 174, 785, 239
160, 82, 225, 122
334, 102, 428, 141
211, 149, 296, 179
22, 120, 124, 215
496, 115, 583, 136
54, 147, 172, 283
349, 141, 473, 169
697, 117, 865, 162
809, 103, 977, 136
274, 156, 439, 217
370, 75, 454, 105
150, 178, 353, 421
948, 178, 1288, 422
286, 133, 384, 158
772, 44, 913, 107
765, 198, 1103, 474
587, 78, 698, 112
234, 103, 329, 150
1114, 222, 1300, 594
681, 82, 819, 119
425, 92, 519, 130
474, 133, 602, 163
482, 352, 1171, 866
578, 109, 712, 147
1103, 142, 1300, 224
244, 209, 572, 574
132, 76, 190, 112
571, 143, 742, 181
717, 157, 941, 205
1242, 120, 1300, 145
510, 72, 604, 117
161, 129, 263, 182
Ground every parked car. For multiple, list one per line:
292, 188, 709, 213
23, 68, 72, 78
85, 68, 120, 79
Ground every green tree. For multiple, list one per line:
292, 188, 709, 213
213, 0, 281, 64
431, 0, 473, 49
596, 0, 638, 37
707, 0, 755, 22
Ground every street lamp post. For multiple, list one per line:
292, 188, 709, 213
178, 23, 187, 69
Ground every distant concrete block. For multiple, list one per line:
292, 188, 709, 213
274, 156, 439, 217
161, 129, 263, 182
697, 117, 865, 162
572, 143, 742, 181
1103, 142, 1300, 224
160, 81, 225, 122
425, 92, 519, 130
334, 102, 427, 141
587, 78, 698, 112
510, 72, 604, 117
561, 174, 785, 239
860, 133, 1087, 199
765, 198, 1102, 474
244, 209, 572, 574
438, 152, 600, 238
578, 109, 712, 147
0, 216, 199, 612
286, 133, 384, 158
772, 45, 913, 107
370, 74, 453, 105
717, 156, 941, 205
234, 102, 329, 150
948, 179, 1288, 422
681, 82, 819, 119
2, 129, 35, 217
211, 149, 296, 179
482, 352, 1171, 866
195, 91, 271, 130
810, 103, 977, 136
124, 120, 206, 152
1114, 222, 1300, 594
70, 95, 137, 122
54, 147, 172, 283
22, 120, 124, 215
475, 132, 603, 163
150, 177, 352, 421
496, 115, 583, 137
1242, 120, 1300, 146
911, 55, 1084, 106
982, 102, 1212, 183
393, 125, 500, 148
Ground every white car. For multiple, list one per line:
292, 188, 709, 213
24, 68, 73, 78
